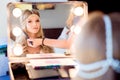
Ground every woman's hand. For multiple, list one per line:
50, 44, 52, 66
27, 38, 42, 47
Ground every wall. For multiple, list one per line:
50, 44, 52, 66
0, 0, 16, 76
8, 3, 71, 29
0, 0, 16, 41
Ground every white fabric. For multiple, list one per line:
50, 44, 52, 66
54, 27, 69, 53
58, 27, 69, 40
55, 26, 74, 53
103, 15, 120, 73
75, 15, 120, 79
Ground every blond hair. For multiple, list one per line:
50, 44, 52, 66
66, 2, 84, 28
20, 9, 44, 38
15, 9, 54, 55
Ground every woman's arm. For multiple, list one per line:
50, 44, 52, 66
27, 31, 76, 49
27, 38, 69, 49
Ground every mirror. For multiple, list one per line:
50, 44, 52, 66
7, 1, 88, 80
7, 1, 88, 57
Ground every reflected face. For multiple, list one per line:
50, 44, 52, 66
26, 14, 40, 34
7, 2, 88, 57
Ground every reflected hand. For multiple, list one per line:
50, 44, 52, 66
27, 38, 42, 47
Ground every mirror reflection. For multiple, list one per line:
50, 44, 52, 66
7, 1, 88, 80
7, 1, 87, 57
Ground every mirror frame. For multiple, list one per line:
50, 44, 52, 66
7, 1, 88, 58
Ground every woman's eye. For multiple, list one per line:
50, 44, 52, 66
36, 19, 40, 22
28, 21, 31, 23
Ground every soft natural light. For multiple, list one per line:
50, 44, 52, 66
12, 8, 22, 18
12, 26, 22, 37
13, 44, 23, 56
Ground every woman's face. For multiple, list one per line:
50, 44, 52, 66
26, 14, 40, 34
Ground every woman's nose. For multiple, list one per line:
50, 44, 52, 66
33, 22, 37, 26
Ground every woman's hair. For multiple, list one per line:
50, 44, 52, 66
15, 9, 54, 55
70, 11, 120, 79
72, 11, 120, 62
109, 12, 120, 80
66, 2, 84, 29
20, 9, 44, 38
71, 11, 105, 63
